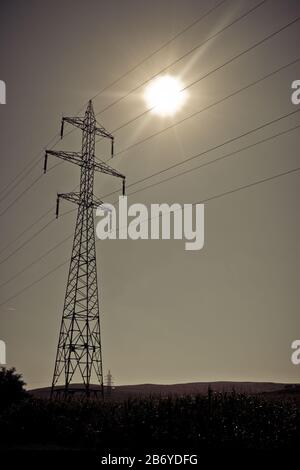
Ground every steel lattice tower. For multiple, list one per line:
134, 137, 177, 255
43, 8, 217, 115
44, 100, 125, 399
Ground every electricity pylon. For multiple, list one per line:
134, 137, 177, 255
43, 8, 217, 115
44, 100, 125, 399
105, 369, 114, 397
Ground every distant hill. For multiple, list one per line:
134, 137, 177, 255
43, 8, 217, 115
29, 381, 300, 400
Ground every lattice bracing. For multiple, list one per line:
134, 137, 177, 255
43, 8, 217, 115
45, 100, 125, 398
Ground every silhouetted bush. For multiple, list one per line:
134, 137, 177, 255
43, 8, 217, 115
0, 367, 28, 411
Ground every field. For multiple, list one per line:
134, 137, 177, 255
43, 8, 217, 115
1, 389, 300, 455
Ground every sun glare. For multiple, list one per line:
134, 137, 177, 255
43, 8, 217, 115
144, 75, 187, 116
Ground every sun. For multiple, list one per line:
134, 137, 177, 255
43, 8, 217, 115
144, 75, 187, 116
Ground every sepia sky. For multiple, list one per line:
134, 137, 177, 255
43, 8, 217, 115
0, 0, 299, 389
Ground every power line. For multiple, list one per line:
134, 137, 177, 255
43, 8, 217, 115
0, 0, 273, 209
0, 258, 69, 308
99, 109, 300, 201
101, 15, 300, 146
0, 218, 56, 266
95, 0, 268, 117
112, 57, 300, 158
0, 155, 47, 204
1, 3, 299, 303
90, 0, 228, 102
0, 148, 64, 215
0, 174, 44, 218
110, 167, 300, 237
1, 121, 299, 290
0, 207, 76, 267
41, 0, 252, 163
122, 123, 300, 200
0, 133, 59, 200
0, 113, 82, 205
0, 207, 54, 257
1, 164, 299, 307
2, 117, 300, 289
0, 232, 73, 289
0, 1, 228, 204
0, 0, 275, 210
0, 184, 78, 258
0, 145, 69, 206
2, 107, 297, 278
0, 161, 63, 219
199, 167, 300, 206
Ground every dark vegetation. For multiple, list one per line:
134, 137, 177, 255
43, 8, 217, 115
0, 367, 28, 411
0, 382, 299, 451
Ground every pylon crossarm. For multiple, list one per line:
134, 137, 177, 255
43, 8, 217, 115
95, 123, 113, 140
45, 150, 83, 170
61, 117, 85, 137
56, 192, 105, 213
56, 192, 80, 217
94, 160, 125, 179
59, 192, 81, 205
95, 123, 114, 157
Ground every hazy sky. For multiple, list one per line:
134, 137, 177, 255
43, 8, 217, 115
0, 0, 299, 389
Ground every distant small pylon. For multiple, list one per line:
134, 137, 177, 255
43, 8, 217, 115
105, 369, 114, 397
